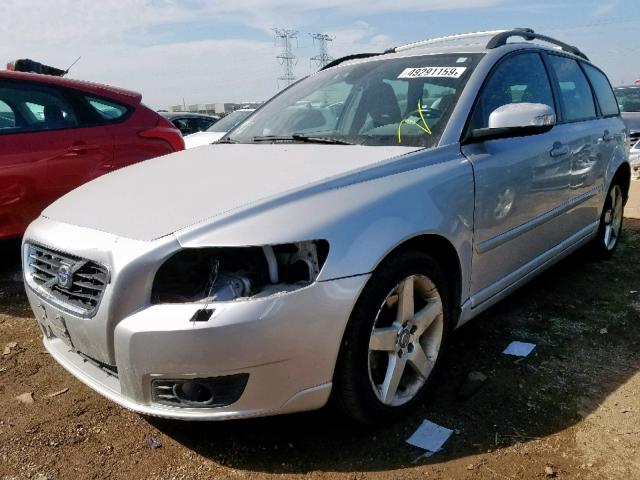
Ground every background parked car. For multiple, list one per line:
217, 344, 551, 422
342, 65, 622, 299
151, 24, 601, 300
0, 71, 184, 240
159, 111, 219, 136
184, 108, 255, 148
614, 85, 640, 179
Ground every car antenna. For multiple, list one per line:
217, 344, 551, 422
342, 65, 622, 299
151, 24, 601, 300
63, 56, 81, 76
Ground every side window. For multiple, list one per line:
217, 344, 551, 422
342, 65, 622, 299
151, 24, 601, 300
197, 118, 214, 131
471, 52, 555, 129
0, 81, 78, 133
0, 100, 16, 130
547, 55, 596, 122
582, 63, 620, 117
86, 96, 128, 121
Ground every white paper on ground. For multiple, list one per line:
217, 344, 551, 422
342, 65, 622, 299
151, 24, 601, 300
502, 341, 536, 357
406, 420, 453, 452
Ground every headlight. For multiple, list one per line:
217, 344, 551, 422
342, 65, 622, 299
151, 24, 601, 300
151, 240, 329, 304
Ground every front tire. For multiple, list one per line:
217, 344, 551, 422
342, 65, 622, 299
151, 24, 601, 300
589, 181, 625, 259
332, 250, 450, 425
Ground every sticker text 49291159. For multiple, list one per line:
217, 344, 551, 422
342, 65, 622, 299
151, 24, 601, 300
398, 66, 467, 79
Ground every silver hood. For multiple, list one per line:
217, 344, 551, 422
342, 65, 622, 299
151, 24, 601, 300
43, 144, 418, 241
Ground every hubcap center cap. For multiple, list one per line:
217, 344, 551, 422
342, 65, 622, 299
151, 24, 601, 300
398, 330, 411, 349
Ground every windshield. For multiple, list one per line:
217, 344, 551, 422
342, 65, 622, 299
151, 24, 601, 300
615, 87, 640, 112
206, 110, 254, 132
230, 53, 482, 147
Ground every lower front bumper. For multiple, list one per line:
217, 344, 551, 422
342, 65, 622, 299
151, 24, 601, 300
37, 274, 369, 420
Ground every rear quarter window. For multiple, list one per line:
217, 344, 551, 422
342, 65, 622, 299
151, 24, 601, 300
582, 63, 620, 117
86, 96, 129, 122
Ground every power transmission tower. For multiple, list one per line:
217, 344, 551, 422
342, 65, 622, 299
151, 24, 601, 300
273, 28, 298, 88
310, 33, 334, 69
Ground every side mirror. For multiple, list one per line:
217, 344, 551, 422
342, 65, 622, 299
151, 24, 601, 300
465, 103, 556, 144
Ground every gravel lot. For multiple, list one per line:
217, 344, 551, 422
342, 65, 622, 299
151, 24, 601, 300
1, 189, 639, 480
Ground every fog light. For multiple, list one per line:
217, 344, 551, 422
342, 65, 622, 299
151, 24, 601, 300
152, 374, 249, 408
174, 381, 214, 405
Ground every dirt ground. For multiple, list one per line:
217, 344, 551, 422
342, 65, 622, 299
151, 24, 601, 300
1, 191, 640, 480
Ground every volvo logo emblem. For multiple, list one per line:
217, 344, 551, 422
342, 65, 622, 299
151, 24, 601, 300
57, 264, 72, 289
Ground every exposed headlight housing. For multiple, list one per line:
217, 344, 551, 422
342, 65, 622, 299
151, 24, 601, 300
151, 240, 329, 304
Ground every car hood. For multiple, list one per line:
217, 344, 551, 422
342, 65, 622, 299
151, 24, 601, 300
184, 131, 226, 149
622, 112, 640, 133
43, 144, 419, 241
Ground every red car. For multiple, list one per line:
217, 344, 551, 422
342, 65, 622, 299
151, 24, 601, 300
0, 71, 184, 239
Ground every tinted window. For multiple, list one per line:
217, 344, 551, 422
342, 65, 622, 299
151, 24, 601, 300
0, 100, 16, 129
582, 64, 619, 117
197, 118, 215, 131
470, 52, 555, 129
548, 55, 596, 122
0, 81, 78, 133
87, 97, 128, 121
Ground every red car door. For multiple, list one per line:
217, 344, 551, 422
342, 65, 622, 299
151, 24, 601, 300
0, 79, 114, 239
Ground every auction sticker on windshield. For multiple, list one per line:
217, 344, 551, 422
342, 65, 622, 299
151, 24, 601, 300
398, 66, 467, 79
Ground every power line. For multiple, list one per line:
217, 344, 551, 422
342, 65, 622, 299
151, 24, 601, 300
310, 33, 334, 69
273, 28, 298, 88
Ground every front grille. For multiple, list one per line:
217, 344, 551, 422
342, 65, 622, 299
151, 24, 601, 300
26, 243, 109, 317
630, 131, 640, 149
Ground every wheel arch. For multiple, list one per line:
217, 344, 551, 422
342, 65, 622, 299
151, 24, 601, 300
611, 162, 632, 203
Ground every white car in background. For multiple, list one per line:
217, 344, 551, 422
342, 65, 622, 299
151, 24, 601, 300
183, 109, 255, 148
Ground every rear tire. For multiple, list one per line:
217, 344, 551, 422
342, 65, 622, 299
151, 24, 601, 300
332, 250, 450, 425
588, 181, 625, 260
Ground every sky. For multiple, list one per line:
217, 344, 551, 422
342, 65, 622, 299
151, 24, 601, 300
1, 0, 638, 109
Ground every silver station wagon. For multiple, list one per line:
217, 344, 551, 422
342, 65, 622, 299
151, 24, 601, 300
23, 29, 630, 424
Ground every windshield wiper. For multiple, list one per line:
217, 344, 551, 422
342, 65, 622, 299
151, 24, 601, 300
216, 137, 238, 144
251, 134, 354, 145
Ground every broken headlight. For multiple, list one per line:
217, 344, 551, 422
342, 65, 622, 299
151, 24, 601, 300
151, 240, 329, 304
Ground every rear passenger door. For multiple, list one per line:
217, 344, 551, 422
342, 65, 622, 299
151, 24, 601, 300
543, 54, 611, 234
462, 51, 571, 304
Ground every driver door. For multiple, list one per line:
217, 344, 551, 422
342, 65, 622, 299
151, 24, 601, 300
461, 51, 571, 306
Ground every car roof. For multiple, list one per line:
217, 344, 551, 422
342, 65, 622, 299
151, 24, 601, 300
0, 70, 142, 105
326, 28, 591, 71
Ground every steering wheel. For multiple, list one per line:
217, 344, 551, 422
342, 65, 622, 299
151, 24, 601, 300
404, 105, 442, 120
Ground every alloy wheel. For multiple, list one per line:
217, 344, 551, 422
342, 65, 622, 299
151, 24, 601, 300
603, 184, 623, 251
367, 274, 444, 407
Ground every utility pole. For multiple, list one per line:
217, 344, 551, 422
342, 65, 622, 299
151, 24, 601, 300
310, 33, 334, 69
273, 28, 298, 88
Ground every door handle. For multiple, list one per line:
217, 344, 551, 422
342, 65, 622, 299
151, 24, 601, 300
550, 144, 570, 158
63, 143, 95, 157
602, 130, 614, 142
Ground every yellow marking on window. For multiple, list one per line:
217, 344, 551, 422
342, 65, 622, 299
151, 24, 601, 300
397, 99, 433, 144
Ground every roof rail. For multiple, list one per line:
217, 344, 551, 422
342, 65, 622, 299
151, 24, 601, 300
486, 29, 589, 60
394, 30, 509, 53
320, 52, 385, 70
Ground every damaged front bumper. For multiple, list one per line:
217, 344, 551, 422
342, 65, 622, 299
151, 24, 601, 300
23, 218, 369, 420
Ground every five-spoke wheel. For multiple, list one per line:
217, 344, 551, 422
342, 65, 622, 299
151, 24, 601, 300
332, 250, 449, 424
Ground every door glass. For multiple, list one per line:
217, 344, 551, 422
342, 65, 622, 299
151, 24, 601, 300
548, 55, 597, 122
470, 52, 555, 129
0, 81, 78, 132
582, 64, 619, 117
0, 100, 16, 130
